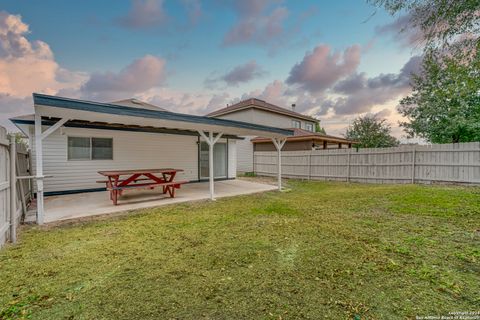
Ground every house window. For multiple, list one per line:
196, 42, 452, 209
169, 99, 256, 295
292, 120, 301, 128
305, 123, 314, 132
68, 137, 90, 160
68, 137, 113, 160
92, 138, 113, 160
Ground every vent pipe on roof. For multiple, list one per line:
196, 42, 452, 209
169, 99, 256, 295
291, 103, 296, 112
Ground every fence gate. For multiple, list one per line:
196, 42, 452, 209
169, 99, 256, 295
0, 126, 33, 248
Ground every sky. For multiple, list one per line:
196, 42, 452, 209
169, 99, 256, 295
0, 0, 423, 139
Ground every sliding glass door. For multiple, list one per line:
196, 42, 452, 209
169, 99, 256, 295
199, 142, 227, 179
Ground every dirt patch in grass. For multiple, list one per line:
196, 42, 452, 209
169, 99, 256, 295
0, 180, 479, 319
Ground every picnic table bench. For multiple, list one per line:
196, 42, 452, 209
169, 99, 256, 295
97, 168, 187, 205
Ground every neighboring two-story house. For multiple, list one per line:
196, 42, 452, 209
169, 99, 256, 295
207, 98, 353, 173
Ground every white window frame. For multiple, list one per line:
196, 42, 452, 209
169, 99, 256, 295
67, 136, 114, 161
305, 123, 314, 132
292, 120, 301, 128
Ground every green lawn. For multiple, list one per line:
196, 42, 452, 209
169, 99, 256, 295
1, 180, 479, 319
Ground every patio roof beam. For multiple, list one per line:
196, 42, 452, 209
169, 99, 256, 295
41, 117, 68, 140
198, 130, 223, 200
11, 118, 245, 140
271, 137, 286, 191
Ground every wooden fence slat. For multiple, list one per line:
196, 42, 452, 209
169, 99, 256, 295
254, 142, 480, 185
0, 127, 32, 248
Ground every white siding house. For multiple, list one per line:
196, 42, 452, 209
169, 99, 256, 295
235, 136, 254, 173
12, 94, 294, 196
214, 107, 316, 130
12, 94, 293, 224
208, 98, 319, 173
18, 125, 239, 194
29, 127, 199, 193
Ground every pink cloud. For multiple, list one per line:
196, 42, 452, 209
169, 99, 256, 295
375, 13, 425, 48
324, 55, 422, 115
81, 55, 167, 101
286, 44, 361, 93
206, 60, 266, 87
232, 79, 324, 117
0, 11, 86, 99
222, 0, 288, 47
118, 0, 169, 29
137, 87, 220, 115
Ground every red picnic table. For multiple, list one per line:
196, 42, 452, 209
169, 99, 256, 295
97, 168, 187, 205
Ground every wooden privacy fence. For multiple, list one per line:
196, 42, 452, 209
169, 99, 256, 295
254, 142, 480, 185
0, 126, 32, 248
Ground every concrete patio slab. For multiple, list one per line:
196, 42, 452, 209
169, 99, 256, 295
32, 179, 277, 223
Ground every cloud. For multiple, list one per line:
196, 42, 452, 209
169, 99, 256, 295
332, 72, 365, 94
257, 45, 424, 137
324, 55, 422, 115
117, 0, 202, 30
206, 60, 266, 87
0, 10, 86, 130
223, 60, 266, 86
135, 87, 221, 115
201, 93, 231, 114
118, 0, 168, 29
255, 79, 287, 104
0, 11, 86, 99
286, 44, 361, 93
375, 13, 425, 48
235, 79, 288, 106
81, 55, 167, 101
232, 79, 325, 118
181, 0, 202, 25
0, 95, 33, 131
374, 108, 392, 119
0, 93, 32, 116
222, 0, 288, 48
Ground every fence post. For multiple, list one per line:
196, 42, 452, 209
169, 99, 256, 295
308, 151, 312, 180
9, 135, 16, 244
346, 149, 351, 182
411, 146, 416, 184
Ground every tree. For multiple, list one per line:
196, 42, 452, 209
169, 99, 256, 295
315, 122, 326, 134
368, 0, 479, 52
7, 132, 28, 148
345, 115, 399, 148
399, 47, 480, 143
369, 0, 480, 142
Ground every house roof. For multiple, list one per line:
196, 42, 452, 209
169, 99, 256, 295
110, 98, 168, 112
207, 98, 319, 122
251, 128, 355, 144
10, 114, 245, 139
17, 94, 294, 138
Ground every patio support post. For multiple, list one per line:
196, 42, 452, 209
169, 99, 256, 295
271, 138, 286, 191
198, 130, 223, 200
34, 114, 68, 225
34, 113, 45, 225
